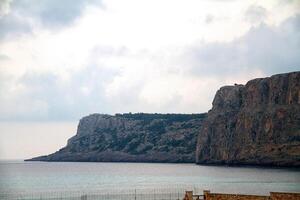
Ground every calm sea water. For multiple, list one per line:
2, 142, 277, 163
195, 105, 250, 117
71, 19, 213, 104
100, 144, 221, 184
0, 161, 299, 197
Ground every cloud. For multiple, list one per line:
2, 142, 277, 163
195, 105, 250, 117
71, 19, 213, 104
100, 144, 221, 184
0, 54, 10, 60
205, 14, 214, 24
11, 0, 102, 27
245, 5, 267, 24
0, 0, 12, 17
0, 0, 102, 40
0, 44, 224, 120
7, 65, 119, 121
185, 14, 300, 77
0, 13, 32, 40
0, 1, 299, 121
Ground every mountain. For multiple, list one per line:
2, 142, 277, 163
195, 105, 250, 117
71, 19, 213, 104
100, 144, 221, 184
28, 113, 207, 162
196, 71, 300, 167
28, 71, 300, 167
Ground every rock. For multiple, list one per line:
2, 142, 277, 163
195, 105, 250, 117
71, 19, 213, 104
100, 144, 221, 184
196, 71, 300, 167
28, 113, 207, 163
27, 71, 300, 166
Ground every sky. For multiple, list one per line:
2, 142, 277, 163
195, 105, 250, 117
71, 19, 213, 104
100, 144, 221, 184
0, 0, 299, 159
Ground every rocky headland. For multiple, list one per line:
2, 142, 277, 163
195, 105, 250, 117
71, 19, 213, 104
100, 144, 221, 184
28, 113, 207, 162
28, 71, 300, 167
196, 71, 300, 167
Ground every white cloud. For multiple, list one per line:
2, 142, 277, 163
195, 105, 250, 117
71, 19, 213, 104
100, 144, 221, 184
245, 5, 267, 24
0, 0, 299, 121
0, 0, 12, 18
183, 14, 300, 77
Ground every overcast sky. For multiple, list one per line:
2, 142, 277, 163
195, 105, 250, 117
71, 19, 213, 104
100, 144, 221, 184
0, 0, 299, 159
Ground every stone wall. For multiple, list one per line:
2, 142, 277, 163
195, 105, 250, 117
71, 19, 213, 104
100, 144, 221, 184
270, 192, 300, 200
203, 191, 269, 200
183, 190, 300, 200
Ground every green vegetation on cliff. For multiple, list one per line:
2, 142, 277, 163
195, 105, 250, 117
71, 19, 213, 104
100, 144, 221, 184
29, 113, 207, 163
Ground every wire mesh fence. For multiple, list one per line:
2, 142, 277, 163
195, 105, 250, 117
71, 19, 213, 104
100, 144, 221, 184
0, 187, 204, 200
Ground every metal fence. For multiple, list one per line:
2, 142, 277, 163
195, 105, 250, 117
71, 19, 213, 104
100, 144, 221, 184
0, 187, 203, 200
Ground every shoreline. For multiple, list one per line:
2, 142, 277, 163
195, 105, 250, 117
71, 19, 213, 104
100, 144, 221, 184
21, 159, 300, 170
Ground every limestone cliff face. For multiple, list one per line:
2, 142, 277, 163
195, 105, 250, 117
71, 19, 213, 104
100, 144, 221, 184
28, 71, 300, 166
196, 71, 300, 167
29, 113, 206, 162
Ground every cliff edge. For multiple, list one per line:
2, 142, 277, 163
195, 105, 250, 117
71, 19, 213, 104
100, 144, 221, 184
27, 71, 300, 166
196, 71, 300, 167
28, 113, 206, 163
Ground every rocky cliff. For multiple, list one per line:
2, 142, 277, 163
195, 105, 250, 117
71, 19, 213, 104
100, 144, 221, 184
28, 71, 300, 166
29, 113, 207, 162
196, 71, 300, 167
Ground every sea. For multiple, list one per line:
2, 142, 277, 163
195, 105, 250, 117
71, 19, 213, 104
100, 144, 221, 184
0, 160, 299, 199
